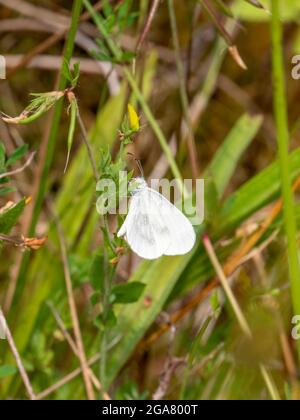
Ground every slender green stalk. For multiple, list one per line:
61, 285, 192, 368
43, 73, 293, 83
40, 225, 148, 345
259, 364, 281, 402
271, 0, 300, 359
77, 108, 99, 182
100, 219, 117, 396
14, 0, 83, 303
83, 0, 184, 194
167, 0, 199, 180
203, 234, 252, 339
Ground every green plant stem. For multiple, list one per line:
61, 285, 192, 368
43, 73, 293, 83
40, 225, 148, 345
77, 108, 99, 182
14, 0, 83, 305
271, 0, 300, 360
167, 0, 199, 180
83, 0, 185, 194
100, 217, 116, 396
199, 0, 233, 46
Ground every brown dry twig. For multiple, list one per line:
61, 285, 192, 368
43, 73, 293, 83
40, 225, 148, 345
199, 0, 247, 70
152, 357, 185, 400
36, 335, 121, 400
135, 0, 161, 55
47, 302, 111, 400
0, 151, 36, 180
0, 308, 36, 400
54, 213, 95, 401
0, 233, 47, 250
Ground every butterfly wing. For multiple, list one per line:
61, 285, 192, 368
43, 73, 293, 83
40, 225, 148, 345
118, 187, 196, 259
117, 189, 172, 259
146, 188, 196, 256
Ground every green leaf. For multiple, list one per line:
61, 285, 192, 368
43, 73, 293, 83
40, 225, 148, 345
72, 62, 80, 87
210, 290, 220, 312
64, 97, 78, 173
94, 309, 117, 329
119, 51, 136, 63
111, 282, 146, 304
62, 58, 73, 84
117, 0, 132, 20
6, 144, 29, 167
232, 0, 300, 22
0, 199, 26, 234
62, 59, 80, 88
103, 0, 114, 18
206, 113, 263, 197
204, 176, 221, 230
90, 253, 105, 292
106, 308, 117, 327
0, 187, 15, 196
90, 291, 101, 306
0, 365, 17, 379
68, 254, 91, 285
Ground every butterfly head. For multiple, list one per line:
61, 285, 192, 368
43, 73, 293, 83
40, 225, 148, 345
130, 177, 147, 195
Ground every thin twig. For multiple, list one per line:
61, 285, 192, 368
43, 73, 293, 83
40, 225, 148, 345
203, 234, 252, 338
36, 336, 120, 400
199, 0, 247, 70
77, 109, 99, 182
0, 151, 36, 180
36, 354, 100, 400
48, 303, 106, 395
0, 308, 36, 400
135, 0, 161, 54
47, 302, 110, 399
54, 213, 95, 400
152, 357, 185, 400
5, 55, 105, 75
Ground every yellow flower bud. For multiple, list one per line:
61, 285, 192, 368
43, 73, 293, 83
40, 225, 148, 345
127, 104, 140, 132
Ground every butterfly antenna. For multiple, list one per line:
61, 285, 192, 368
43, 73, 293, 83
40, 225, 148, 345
135, 159, 144, 178
127, 152, 145, 177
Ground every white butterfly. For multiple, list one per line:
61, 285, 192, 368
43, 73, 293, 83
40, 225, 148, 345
117, 177, 196, 260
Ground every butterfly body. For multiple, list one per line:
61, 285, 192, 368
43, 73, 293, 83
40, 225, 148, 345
117, 178, 196, 260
